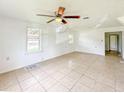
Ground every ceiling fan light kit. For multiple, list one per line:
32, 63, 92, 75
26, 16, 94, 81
55, 17, 62, 23
37, 6, 89, 24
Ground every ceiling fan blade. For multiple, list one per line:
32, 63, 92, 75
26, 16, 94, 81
64, 16, 80, 19
37, 14, 56, 17
62, 19, 67, 24
47, 19, 55, 23
83, 17, 89, 19
58, 7, 65, 15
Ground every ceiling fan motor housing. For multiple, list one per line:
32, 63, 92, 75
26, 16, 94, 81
58, 7, 65, 15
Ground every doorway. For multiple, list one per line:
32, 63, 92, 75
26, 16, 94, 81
110, 35, 118, 51
105, 32, 122, 56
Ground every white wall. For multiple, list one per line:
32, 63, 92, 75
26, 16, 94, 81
75, 27, 124, 58
0, 16, 75, 74
75, 29, 105, 55
122, 31, 124, 59
0, 16, 124, 74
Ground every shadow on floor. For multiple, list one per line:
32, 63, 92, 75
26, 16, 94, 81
105, 50, 121, 57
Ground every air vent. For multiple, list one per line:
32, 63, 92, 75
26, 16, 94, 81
25, 64, 39, 70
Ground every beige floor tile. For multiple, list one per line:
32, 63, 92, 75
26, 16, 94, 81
29, 68, 44, 74
0, 52, 122, 92
78, 75, 96, 88
16, 72, 33, 82
116, 80, 124, 92
3, 84, 22, 92
44, 68, 57, 75
73, 66, 88, 74
92, 82, 115, 92
0, 72, 15, 79
60, 76, 77, 89
66, 60, 80, 70
15, 68, 29, 75
115, 73, 124, 82
24, 83, 45, 92
97, 74, 116, 88
31, 71, 49, 81
0, 76, 18, 89
58, 67, 72, 75
39, 77, 58, 89
42, 64, 57, 71
84, 69, 101, 80
20, 77, 38, 91
71, 82, 91, 92
67, 71, 82, 81
47, 83, 69, 92
116, 88, 124, 92
50, 71, 65, 81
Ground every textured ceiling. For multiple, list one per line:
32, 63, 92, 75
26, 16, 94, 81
0, 0, 124, 28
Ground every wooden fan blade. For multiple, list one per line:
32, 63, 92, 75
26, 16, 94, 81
64, 16, 80, 19
37, 14, 56, 17
47, 19, 55, 23
83, 17, 89, 19
62, 19, 67, 24
58, 7, 65, 15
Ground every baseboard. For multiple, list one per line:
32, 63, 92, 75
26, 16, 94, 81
1, 49, 121, 74
0, 50, 75, 74
41, 50, 75, 62
75, 49, 105, 56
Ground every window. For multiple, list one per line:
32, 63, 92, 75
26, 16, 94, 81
68, 34, 74, 44
27, 27, 42, 53
56, 25, 70, 44
56, 32, 74, 44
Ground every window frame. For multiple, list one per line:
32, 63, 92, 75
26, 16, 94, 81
26, 26, 43, 54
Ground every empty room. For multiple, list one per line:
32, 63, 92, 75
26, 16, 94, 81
0, 0, 124, 92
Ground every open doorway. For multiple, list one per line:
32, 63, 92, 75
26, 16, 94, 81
105, 32, 122, 57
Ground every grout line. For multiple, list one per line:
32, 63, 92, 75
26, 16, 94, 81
28, 69, 47, 92
0, 52, 121, 92
14, 72, 23, 92
114, 73, 117, 92
69, 73, 85, 91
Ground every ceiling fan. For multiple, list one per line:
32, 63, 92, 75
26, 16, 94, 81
37, 7, 89, 24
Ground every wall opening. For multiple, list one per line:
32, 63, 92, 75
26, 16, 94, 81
105, 31, 122, 57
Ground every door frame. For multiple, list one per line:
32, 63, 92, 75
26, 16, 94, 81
104, 31, 123, 58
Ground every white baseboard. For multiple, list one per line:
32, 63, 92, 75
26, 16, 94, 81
0, 50, 75, 74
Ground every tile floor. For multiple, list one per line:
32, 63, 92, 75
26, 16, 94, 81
0, 52, 124, 92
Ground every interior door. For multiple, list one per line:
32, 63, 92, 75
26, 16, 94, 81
110, 35, 117, 51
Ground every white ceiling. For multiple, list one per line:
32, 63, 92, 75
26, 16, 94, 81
0, 0, 124, 28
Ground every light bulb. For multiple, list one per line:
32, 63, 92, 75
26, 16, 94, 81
55, 17, 62, 23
